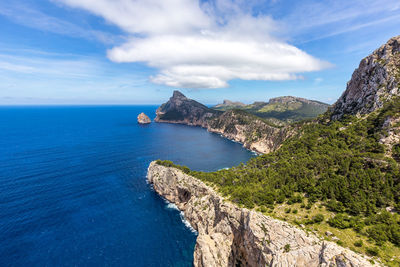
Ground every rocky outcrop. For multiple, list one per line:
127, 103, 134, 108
147, 162, 377, 267
137, 112, 151, 124
155, 90, 221, 127
207, 110, 293, 154
332, 36, 400, 120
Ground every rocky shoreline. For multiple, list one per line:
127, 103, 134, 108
147, 161, 377, 267
154, 91, 291, 154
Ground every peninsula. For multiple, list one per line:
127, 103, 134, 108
150, 36, 400, 266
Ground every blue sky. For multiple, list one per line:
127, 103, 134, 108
0, 0, 399, 105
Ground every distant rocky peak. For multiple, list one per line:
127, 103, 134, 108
172, 90, 187, 99
331, 35, 400, 120
269, 96, 300, 104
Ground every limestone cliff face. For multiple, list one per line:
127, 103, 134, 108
332, 36, 400, 120
147, 162, 376, 267
206, 110, 293, 154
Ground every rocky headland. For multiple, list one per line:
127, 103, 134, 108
147, 162, 376, 267
154, 91, 292, 153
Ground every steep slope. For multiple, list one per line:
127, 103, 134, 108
332, 35, 400, 120
212, 96, 330, 124
148, 161, 376, 267
155, 90, 221, 127
206, 110, 294, 153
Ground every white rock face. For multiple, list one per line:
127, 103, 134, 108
147, 162, 377, 267
332, 36, 400, 120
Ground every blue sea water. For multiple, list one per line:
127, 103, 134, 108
0, 106, 255, 267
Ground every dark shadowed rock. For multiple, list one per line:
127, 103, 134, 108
154, 90, 221, 127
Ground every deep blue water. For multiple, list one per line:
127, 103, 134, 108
0, 106, 255, 267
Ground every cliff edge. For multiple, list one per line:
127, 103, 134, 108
147, 161, 376, 267
332, 35, 400, 120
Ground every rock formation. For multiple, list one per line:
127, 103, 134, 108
331, 35, 400, 120
137, 112, 151, 124
155, 90, 221, 127
206, 110, 294, 154
147, 162, 377, 267
155, 90, 292, 153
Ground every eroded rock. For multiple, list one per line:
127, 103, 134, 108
147, 162, 377, 267
137, 112, 151, 124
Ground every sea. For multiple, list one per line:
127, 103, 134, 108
0, 106, 255, 267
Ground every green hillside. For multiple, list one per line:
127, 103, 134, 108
212, 96, 330, 124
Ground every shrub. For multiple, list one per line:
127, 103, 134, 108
366, 247, 379, 257
312, 214, 324, 223
326, 200, 345, 213
284, 244, 290, 253
354, 240, 363, 247
328, 214, 351, 229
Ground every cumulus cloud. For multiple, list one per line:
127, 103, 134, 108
58, 0, 330, 88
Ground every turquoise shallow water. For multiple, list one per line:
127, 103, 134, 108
0, 106, 255, 267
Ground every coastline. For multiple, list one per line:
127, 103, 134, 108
154, 120, 268, 154
147, 161, 376, 267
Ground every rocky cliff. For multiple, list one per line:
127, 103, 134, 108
155, 90, 221, 127
206, 110, 293, 154
147, 162, 376, 267
332, 35, 400, 120
155, 91, 292, 153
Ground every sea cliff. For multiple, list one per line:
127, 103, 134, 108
147, 161, 376, 267
154, 91, 291, 154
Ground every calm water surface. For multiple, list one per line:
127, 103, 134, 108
0, 106, 255, 267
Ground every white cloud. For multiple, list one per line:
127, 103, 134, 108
57, 0, 329, 88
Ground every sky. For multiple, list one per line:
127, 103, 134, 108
0, 0, 399, 105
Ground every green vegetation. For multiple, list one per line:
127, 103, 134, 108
156, 98, 400, 265
212, 96, 330, 124
284, 244, 291, 253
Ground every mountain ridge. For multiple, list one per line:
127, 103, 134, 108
212, 95, 330, 123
